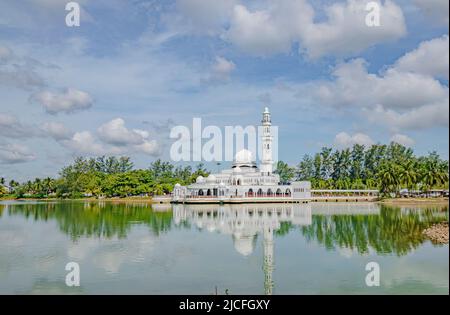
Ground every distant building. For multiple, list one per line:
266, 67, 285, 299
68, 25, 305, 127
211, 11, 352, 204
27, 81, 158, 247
173, 107, 311, 204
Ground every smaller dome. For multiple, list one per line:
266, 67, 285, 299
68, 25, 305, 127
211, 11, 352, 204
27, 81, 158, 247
174, 183, 181, 187
196, 176, 205, 184
206, 174, 216, 183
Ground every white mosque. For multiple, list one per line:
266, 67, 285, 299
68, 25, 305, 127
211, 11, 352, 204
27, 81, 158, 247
172, 107, 311, 204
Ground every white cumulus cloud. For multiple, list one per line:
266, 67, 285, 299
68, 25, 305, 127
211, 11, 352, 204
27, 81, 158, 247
316, 58, 448, 110
312, 35, 449, 132
366, 100, 449, 131
61, 131, 111, 156
227, 2, 302, 56
98, 118, 145, 146
57, 118, 161, 157
390, 134, 415, 147
395, 35, 449, 80
0, 143, 36, 164
0, 113, 35, 138
334, 132, 374, 149
301, 0, 406, 59
208, 56, 236, 82
225, 0, 406, 58
40, 122, 73, 140
32, 88, 93, 114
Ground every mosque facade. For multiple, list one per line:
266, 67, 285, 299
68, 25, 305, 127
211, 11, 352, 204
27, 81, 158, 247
172, 107, 311, 204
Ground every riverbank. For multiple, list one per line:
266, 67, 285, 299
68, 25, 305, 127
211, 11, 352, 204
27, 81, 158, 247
2, 196, 449, 205
423, 222, 449, 244
378, 197, 448, 206
0, 196, 154, 203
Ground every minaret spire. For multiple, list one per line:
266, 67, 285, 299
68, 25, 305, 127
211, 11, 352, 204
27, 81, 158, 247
260, 107, 273, 175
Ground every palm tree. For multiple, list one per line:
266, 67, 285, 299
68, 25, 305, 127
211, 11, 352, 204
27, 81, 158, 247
377, 162, 400, 196
42, 177, 55, 195
399, 160, 418, 194
33, 178, 42, 195
420, 160, 448, 196
365, 178, 376, 189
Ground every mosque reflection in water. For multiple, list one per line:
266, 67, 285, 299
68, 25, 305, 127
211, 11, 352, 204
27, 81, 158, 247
173, 203, 314, 295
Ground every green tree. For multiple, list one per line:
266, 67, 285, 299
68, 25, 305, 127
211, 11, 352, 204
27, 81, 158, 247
275, 161, 295, 184
296, 154, 314, 181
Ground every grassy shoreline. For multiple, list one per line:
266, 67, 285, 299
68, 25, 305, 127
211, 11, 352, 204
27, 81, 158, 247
0, 196, 155, 203
1, 195, 448, 205
377, 197, 449, 205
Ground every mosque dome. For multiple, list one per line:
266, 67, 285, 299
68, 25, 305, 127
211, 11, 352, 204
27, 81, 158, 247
232, 149, 257, 169
174, 183, 181, 187
196, 175, 205, 184
235, 149, 254, 164
206, 174, 216, 183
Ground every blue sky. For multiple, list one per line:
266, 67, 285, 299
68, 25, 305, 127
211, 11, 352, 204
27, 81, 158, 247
0, 0, 448, 181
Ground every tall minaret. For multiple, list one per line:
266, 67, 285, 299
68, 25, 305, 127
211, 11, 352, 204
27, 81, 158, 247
260, 107, 273, 175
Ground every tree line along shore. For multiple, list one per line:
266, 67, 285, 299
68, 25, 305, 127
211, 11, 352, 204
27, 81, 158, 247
1, 143, 448, 200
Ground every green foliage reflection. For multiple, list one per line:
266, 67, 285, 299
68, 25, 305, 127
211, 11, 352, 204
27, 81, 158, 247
301, 205, 448, 256
7, 202, 173, 240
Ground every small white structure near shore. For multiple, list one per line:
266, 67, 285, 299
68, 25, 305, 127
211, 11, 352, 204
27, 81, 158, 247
172, 107, 311, 204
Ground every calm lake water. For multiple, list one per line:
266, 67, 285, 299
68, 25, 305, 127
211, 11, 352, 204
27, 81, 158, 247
0, 201, 448, 295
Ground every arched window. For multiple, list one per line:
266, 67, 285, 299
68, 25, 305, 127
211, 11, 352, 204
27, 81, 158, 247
198, 190, 204, 196
276, 188, 282, 196
257, 188, 263, 196
248, 188, 253, 197
285, 189, 291, 196
207, 189, 211, 196
267, 189, 273, 196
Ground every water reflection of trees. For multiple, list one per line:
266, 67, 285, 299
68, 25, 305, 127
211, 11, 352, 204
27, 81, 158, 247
6, 202, 173, 239
301, 205, 448, 256
4, 202, 448, 256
